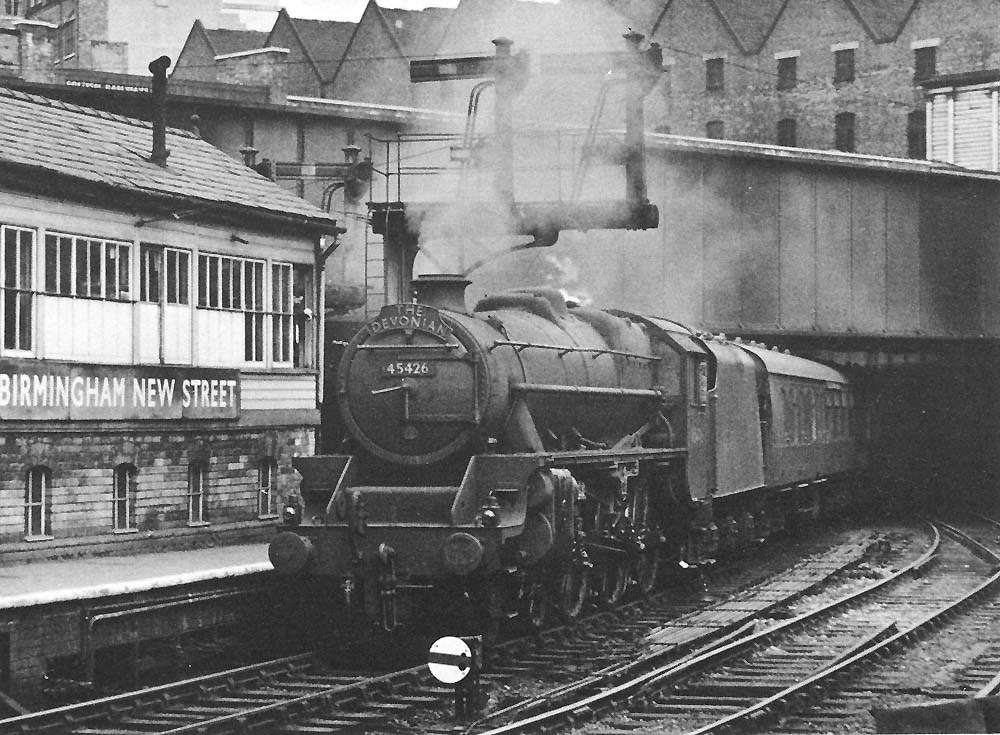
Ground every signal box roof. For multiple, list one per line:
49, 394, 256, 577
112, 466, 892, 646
0, 86, 340, 236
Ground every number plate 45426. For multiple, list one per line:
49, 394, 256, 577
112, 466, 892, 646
380, 361, 436, 377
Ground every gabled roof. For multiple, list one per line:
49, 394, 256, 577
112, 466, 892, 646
268, 12, 356, 82
841, 0, 922, 43
205, 27, 269, 57
650, 0, 925, 54
434, 0, 631, 57
0, 86, 338, 232
291, 17, 357, 81
377, 5, 454, 58
706, 0, 789, 54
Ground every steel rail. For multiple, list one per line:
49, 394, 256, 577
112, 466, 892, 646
466, 523, 941, 735
678, 520, 1000, 734
0, 653, 317, 735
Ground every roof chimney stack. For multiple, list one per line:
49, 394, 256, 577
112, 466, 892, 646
148, 55, 171, 167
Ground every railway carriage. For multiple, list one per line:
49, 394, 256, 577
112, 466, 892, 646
269, 275, 867, 634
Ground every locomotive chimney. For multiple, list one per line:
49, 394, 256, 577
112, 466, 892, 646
148, 55, 171, 167
411, 274, 470, 312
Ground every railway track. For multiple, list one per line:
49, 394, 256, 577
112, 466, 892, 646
460, 518, 998, 735
0, 527, 880, 735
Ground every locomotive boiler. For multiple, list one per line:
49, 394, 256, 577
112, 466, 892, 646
270, 274, 866, 633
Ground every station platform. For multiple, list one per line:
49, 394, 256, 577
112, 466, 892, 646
0, 542, 273, 610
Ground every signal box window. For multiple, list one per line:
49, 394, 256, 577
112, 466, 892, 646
25, 466, 51, 539
2, 225, 33, 353
777, 118, 797, 147
140, 244, 190, 304
834, 48, 855, 83
706, 120, 724, 139
44, 233, 130, 301
188, 462, 208, 524
258, 458, 278, 517
776, 56, 796, 90
835, 112, 856, 152
112, 464, 137, 532
914, 46, 936, 83
705, 57, 724, 91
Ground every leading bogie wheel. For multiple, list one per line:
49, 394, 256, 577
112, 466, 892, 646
595, 557, 629, 606
635, 546, 661, 595
554, 564, 589, 622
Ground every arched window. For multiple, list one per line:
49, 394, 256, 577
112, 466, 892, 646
112, 464, 137, 531
188, 462, 208, 524
24, 466, 51, 538
258, 458, 279, 517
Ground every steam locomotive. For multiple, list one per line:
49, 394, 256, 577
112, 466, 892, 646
269, 274, 866, 633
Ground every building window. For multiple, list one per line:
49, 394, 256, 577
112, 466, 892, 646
835, 112, 856, 152
705, 57, 724, 91
197, 253, 264, 362
2, 225, 33, 353
776, 56, 796, 90
834, 48, 855, 83
777, 118, 797, 147
140, 244, 190, 304
706, 120, 724, 139
112, 464, 137, 531
25, 466, 51, 538
258, 458, 278, 517
272, 263, 293, 364
914, 45, 936, 83
4, 1, 21, 15
907, 109, 926, 158
188, 462, 208, 524
44, 233, 130, 301
56, 14, 75, 59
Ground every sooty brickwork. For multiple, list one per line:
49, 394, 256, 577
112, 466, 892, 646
0, 426, 313, 560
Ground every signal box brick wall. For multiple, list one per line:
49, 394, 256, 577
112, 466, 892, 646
646, 0, 1000, 157
0, 426, 312, 560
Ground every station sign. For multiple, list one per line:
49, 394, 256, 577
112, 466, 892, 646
0, 361, 240, 421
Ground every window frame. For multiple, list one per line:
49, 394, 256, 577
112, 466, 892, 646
258, 458, 279, 518
1, 224, 35, 355
776, 55, 797, 90
777, 117, 797, 147
197, 252, 266, 364
24, 466, 51, 540
835, 111, 856, 152
187, 462, 208, 525
833, 47, 855, 83
913, 45, 936, 83
140, 244, 190, 305
705, 57, 724, 92
44, 231, 131, 302
112, 463, 137, 532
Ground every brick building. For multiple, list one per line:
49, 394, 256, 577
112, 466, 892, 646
20, 0, 241, 75
0, 85, 339, 560
610, 0, 1000, 158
